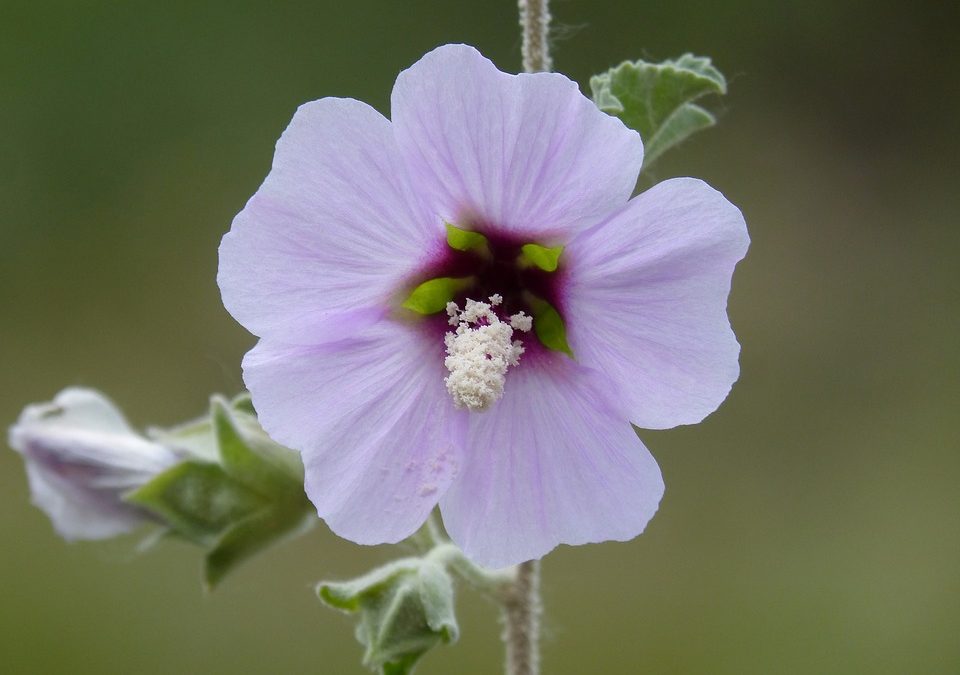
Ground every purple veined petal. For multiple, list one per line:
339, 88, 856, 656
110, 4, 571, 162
439, 357, 664, 569
391, 44, 643, 240
218, 98, 444, 346
565, 177, 750, 430
243, 321, 467, 545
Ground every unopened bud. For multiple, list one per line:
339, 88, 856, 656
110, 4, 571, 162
8, 388, 177, 541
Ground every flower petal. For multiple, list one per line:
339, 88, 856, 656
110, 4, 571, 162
34, 387, 132, 433
243, 322, 465, 544
218, 98, 443, 345
12, 389, 176, 475
565, 177, 749, 429
22, 462, 144, 540
439, 358, 664, 568
391, 44, 643, 239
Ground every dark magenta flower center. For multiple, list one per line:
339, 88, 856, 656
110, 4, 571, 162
430, 226, 566, 321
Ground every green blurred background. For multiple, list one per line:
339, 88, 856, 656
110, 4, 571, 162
2, 1, 957, 673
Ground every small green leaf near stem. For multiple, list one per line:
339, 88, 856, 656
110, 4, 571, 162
590, 54, 727, 168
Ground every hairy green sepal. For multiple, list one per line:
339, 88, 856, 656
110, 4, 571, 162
127, 394, 313, 589
402, 277, 472, 315
590, 54, 727, 167
318, 558, 459, 675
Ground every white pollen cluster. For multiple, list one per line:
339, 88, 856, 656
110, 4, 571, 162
444, 295, 532, 411
510, 312, 533, 332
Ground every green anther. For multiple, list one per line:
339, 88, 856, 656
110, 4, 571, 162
401, 277, 472, 315
445, 223, 489, 253
520, 243, 564, 272
527, 295, 574, 357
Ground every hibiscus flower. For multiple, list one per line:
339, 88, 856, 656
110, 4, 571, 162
218, 44, 748, 568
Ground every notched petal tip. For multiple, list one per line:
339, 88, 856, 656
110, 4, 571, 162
391, 43, 644, 238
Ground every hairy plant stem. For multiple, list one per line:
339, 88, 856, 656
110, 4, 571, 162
496, 6, 552, 672
518, 0, 552, 72
501, 559, 542, 675
413, 511, 543, 674
427, 545, 541, 675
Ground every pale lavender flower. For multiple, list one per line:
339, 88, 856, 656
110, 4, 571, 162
9, 388, 177, 541
218, 45, 748, 568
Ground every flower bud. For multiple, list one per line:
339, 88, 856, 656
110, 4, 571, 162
8, 388, 177, 541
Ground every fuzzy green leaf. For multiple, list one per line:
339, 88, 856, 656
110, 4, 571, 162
125, 461, 265, 546
204, 501, 314, 590
318, 558, 458, 675
319, 559, 419, 611
211, 396, 300, 496
136, 396, 313, 588
416, 561, 458, 643
590, 54, 726, 167
230, 391, 257, 416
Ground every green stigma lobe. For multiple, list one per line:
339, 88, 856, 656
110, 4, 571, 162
446, 223, 489, 253
520, 243, 564, 272
528, 296, 574, 357
401, 277, 472, 315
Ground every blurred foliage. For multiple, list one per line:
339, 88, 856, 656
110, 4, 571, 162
1, 1, 958, 673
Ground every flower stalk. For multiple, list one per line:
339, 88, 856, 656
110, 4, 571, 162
412, 511, 541, 674
502, 559, 542, 675
518, 0, 552, 73
495, 5, 552, 673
